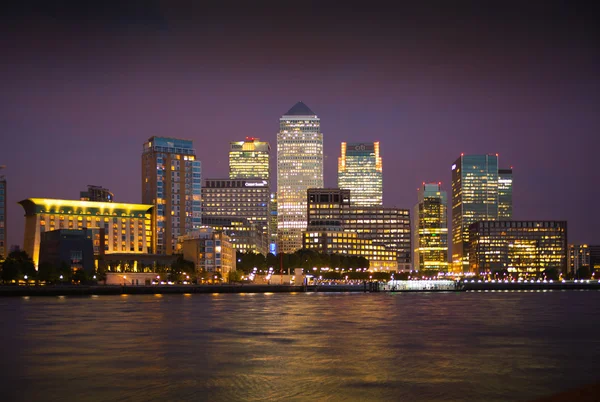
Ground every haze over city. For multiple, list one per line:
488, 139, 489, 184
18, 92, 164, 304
1, 0, 598, 249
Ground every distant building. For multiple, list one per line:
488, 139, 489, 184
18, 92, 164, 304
142, 136, 202, 254
80, 185, 114, 202
413, 183, 448, 272
229, 137, 271, 181
498, 168, 513, 220
277, 101, 324, 253
338, 142, 383, 207
18, 198, 154, 268
179, 228, 236, 281
39, 229, 95, 275
568, 244, 591, 276
590, 245, 600, 272
201, 178, 270, 254
0, 168, 6, 259
303, 225, 397, 271
201, 216, 267, 255
451, 154, 500, 272
307, 188, 411, 270
468, 220, 567, 277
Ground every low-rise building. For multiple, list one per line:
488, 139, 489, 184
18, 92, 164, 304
39, 229, 95, 275
468, 220, 567, 277
178, 228, 236, 281
568, 244, 591, 276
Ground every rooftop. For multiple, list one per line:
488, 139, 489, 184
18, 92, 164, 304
284, 101, 316, 116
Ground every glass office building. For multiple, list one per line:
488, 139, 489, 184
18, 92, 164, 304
229, 137, 271, 181
451, 154, 499, 272
468, 220, 567, 277
277, 101, 323, 253
338, 142, 383, 207
413, 183, 448, 272
142, 137, 202, 254
498, 168, 513, 220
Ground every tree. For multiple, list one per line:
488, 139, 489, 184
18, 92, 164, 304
58, 261, 72, 283
1, 250, 36, 283
543, 268, 560, 281
577, 265, 592, 280
228, 270, 242, 283
169, 255, 195, 282
1, 258, 20, 283
72, 269, 88, 284
38, 261, 59, 283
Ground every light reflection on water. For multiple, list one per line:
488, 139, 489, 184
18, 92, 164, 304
1, 291, 599, 401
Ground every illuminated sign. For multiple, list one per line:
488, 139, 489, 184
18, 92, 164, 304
451, 164, 456, 170
269, 243, 277, 254
351, 143, 375, 152
244, 180, 268, 187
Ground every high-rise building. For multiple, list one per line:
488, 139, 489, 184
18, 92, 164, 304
269, 193, 277, 254
451, 154, 499, 272
413, 183, 448, 272
229, 137, 271, 181
142, 137, 202, 254
178, 227, 236, 282
18, 198, 154, 268
468, 220, 567, 277
589, 245, 600, 272
568, 244, 591, 276
307, 188, 411, 270
498, 168, 513, 220
277, 101, 323, 253
80, 185, 114, 202
338, 142, 383, 206
201, 178, 270, 254
0, 166, 6, 260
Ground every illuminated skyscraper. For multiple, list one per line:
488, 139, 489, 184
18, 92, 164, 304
277, 101, 323, 253
229, 137, 271, 180
338, 142, 383, 206
142, 137, 202, 255
413, 183, 448, 272
0, 166, 6, 260
451, 154, 499, 272
498, 168, 513, 220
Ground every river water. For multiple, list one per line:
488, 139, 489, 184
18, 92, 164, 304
1, 290, 599, 401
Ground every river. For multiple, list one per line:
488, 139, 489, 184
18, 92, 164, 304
1, 290, 599, 401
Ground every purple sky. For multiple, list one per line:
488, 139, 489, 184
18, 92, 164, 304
1, 1, 599, 248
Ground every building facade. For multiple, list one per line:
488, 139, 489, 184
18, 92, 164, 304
338, 142, 383, 207
19, 198, 154, 267
498, 168, 513, 220
277, 101, 324, 253
468, 220, 567, 277
307, 188, 411, 270
568, 244, 591, 276
590, 245, 600, 272
303, 227, 397, 270
80, 185, 114, 202
202, 178, 270, 254
39, 229, 95, 275
179, 228, 236, 282
142, 137, 202, 254
451, 154, 500, 272
0, 169, 6, 260
413, 183, 448, 272
201, 216, 266, 255
269, 192, 277, 254
229, 137, 271, 180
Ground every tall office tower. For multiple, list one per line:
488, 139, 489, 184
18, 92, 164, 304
142, 137, 202, 255
413, 183, 448, 272
277, 101, 323, 253
498, 168, 513, 220
307, 188, 411, 270
80, 185, 114, 202
0, 166, 6, 259
201, 178, 270, 255
338, 142, 383, 206
269, 193, 277, 254
229, 137, 271, 180
451, 154, 499, 272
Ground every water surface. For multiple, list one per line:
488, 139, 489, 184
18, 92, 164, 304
1, 290, 599, 401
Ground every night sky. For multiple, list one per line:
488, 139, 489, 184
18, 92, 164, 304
1, 1, 599, 249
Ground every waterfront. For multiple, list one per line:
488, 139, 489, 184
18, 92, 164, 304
1, 291, 599, 401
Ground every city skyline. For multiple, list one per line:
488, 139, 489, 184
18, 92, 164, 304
1, 2, 598, 249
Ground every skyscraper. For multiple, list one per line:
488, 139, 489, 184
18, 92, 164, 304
229, 137, 271, 181
277, 101, 323, 253
142, 137, 202, 255
338, 142, 383, 206
413, 183, 448, 272
0, 166, 6, 260
451, 154, 499, 272
498, 168, 513, 220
